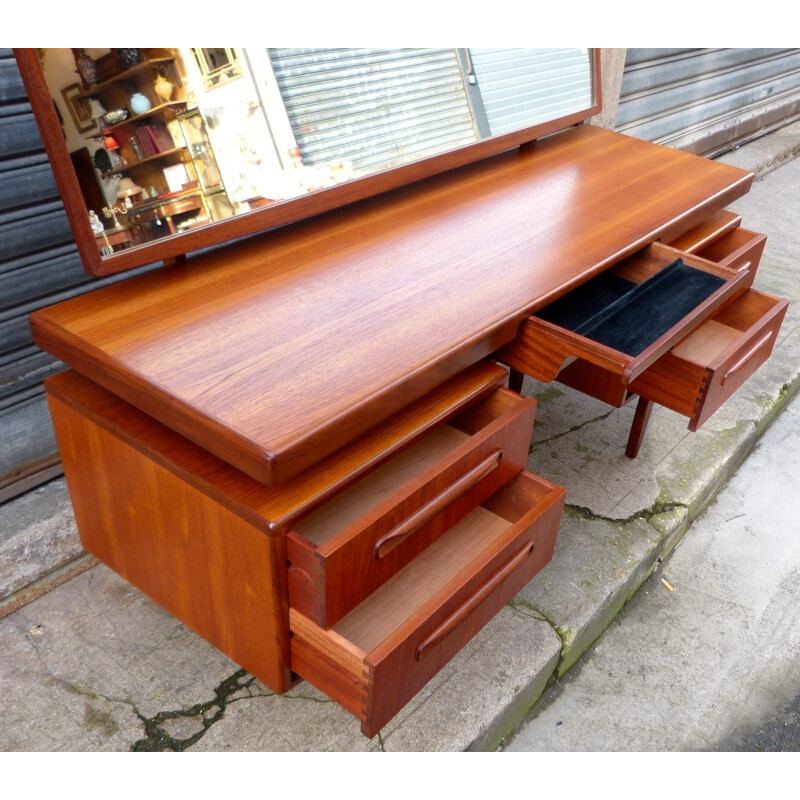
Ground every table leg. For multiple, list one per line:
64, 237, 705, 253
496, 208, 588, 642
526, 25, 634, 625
508, 368, 524, 394
626, 396, 654, 459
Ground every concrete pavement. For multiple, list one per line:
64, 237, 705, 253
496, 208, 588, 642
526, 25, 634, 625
504, 388, 800, 751
1, 126, 798, 751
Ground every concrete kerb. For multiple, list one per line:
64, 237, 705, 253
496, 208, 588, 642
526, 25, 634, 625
499, 379, 800, 745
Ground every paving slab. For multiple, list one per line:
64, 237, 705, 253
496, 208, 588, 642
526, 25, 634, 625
0, 479, 84, 606
0, 562, 560, 751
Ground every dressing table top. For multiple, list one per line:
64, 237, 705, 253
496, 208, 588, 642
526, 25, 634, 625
30, 124, 753, 485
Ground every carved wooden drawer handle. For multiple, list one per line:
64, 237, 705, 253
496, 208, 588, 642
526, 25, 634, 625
374, 449, 503, 559
416, 539, 536, 661
721, 330, 773, 386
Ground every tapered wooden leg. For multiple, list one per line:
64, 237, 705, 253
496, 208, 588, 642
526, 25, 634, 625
508, 368, 524, 394
626, 396, 654, 459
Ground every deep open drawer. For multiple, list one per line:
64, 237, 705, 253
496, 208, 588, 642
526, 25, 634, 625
289, 470, 566, 737
629, 288, 788, 431
287, 386, 536, 629
496, 242, 753, 407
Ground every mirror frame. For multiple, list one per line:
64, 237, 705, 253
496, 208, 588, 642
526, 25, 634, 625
15, 48, 602, 277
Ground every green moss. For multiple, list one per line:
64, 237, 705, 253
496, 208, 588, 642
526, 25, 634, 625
534, 387, 566, 404
554, 624, 577, 648
83, 703, 119, 737
562, 499, 687, 527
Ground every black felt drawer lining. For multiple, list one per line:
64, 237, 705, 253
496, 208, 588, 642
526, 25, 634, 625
535, 259, 726, 356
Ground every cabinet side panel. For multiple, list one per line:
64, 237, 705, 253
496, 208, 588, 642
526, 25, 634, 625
47, 390, 291, 693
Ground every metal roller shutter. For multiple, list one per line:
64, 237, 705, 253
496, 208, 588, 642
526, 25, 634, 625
0, 50, 154, 503
616, 48, 800, 156
467, 48, 593, 136
267, 48, 478, 174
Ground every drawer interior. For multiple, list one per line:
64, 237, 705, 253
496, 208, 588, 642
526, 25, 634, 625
293, 425, 470, 546
332, 503, 512, 653
290, 470, 565, 735
629, 288, 788, 433
496, 242, 753, 395
696, 226, 762, 266
669, 289, 781, 366
292, 388, 523, 549
667, 209, 742, 253
331, 471, 559, 648
535, 257, 727, 357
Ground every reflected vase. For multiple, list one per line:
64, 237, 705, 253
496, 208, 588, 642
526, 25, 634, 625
75, 50, 97, 85
130, 92, 152, 115
154, 74, 174, 102
115, 48, 142, 69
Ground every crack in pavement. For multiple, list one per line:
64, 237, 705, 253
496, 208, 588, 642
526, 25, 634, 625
563, 499, 688, 526
130, 672, 340, 751
529, 409, 617, 452
131, 669, 258, 751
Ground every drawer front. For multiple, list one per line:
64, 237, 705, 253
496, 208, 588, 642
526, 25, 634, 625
290, 471, 566, 737
287, 386, 536, 628
630, 289, 788, 430
496, 242, 752, 404
696, 227, 767, 277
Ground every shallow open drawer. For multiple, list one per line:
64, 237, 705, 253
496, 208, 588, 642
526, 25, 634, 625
629, 288, 788, 431
289, 470, 566, 737
287, 386, 536, 629
667, 209, 743, 253
695, 226, 767, 277
496, 242, 754, 407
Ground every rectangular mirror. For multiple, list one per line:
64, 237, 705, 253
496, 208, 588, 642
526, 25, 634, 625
15, 48, 600, 277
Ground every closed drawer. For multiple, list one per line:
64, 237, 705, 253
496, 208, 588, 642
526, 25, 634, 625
289, 471, 566, 737
630, 288, 788, 431
496, 242, 753, 407
695, 227, 767, 277
287, 386, 536, 628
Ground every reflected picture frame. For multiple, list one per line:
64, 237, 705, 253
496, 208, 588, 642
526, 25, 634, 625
191, 48, 243, 90
60, 82, 96, 133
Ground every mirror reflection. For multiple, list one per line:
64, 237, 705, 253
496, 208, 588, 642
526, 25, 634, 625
39, 48, 593, 258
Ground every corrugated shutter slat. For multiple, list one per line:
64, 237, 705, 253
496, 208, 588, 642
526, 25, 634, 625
617, 48, 800, 156
268, 48, 477, 174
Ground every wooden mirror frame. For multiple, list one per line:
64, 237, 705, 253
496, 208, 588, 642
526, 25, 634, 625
14, 48, 602, 278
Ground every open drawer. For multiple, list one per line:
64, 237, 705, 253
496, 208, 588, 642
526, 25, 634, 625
496, 241, 754, 407
667, 209, 744, 253
287, 386, 536, 628
629, 288, 788, 431
290, 470, 566, 737
694, 226, 767, 277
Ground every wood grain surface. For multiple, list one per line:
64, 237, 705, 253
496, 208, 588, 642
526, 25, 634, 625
44, 362, 507, 535
30, 125, 753, 485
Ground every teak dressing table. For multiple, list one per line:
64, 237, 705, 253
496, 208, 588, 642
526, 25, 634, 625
19, 50, 788, 736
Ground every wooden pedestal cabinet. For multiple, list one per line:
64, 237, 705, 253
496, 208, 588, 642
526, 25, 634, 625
46, 361, 565, 736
